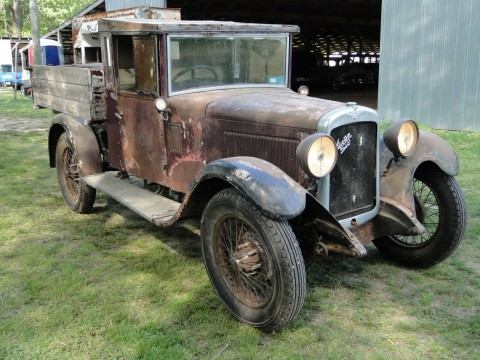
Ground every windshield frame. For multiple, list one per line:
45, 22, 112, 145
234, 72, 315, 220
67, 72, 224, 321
166, 33, 291, 96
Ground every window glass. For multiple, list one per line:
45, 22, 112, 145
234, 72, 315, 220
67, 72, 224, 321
115, 36, 157, 95
1, 65, 12, 72
169, 36, 288, 93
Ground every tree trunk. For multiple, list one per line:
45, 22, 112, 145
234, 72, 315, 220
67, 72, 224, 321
30, 0, 41, 64
10, 0, 24, 36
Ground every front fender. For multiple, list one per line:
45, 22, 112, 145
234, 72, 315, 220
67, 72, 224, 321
192, 157, 306, 219
380, 130, 459, 214
182, 157, 367, 256
48, 114, 102, 177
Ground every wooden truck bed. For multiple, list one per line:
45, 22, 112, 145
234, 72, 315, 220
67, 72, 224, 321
31, 65, 106, 122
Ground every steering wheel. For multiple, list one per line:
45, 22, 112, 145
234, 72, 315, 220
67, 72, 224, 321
173, 65, 219, 83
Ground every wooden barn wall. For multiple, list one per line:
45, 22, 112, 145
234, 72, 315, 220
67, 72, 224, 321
378, 0, 480, 131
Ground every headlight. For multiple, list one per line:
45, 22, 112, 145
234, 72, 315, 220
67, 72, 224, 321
296, 134, 338, 178
384, 120, 419, 157
298, 85, 310, 96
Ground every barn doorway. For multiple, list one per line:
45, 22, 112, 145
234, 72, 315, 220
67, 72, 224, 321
168, 0, 381, 108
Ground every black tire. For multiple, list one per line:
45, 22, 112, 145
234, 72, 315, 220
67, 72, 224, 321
373, 166, 466, 268
201, 188, 306, 332
55, 133, 96, 213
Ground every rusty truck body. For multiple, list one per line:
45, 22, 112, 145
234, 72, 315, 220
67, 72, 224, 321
32, 18, 466, 332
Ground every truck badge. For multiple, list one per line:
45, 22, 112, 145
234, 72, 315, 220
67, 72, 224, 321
337, 133, 353, 154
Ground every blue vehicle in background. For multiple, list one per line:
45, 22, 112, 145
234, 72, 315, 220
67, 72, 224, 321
0, 40, 23, 89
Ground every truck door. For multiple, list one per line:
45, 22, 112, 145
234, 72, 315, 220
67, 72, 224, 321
107, 35, 168, 184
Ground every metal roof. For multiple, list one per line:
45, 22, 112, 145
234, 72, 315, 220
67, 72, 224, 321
97, 18, 300, 33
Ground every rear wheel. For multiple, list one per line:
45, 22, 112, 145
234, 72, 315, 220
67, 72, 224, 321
55, 133, 96, 213
373, 166, 466, 268
201, 188, 306, 332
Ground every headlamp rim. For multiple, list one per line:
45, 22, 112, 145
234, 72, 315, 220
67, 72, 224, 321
384, 119, 419, 158
296, 133, 338, 178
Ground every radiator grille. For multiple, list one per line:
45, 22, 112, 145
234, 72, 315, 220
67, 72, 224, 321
329, 122, 377, 220
223, 131, 301, 180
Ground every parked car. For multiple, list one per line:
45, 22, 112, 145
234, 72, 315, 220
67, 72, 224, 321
0, 40, 22, 89
0, 64, 22, 89
291, 50, 378, 91
32, 19, 466, 332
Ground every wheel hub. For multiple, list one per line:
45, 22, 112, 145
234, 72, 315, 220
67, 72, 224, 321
231, 240, 261, 273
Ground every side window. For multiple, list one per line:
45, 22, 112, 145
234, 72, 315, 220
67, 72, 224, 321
114, 35, 157, 95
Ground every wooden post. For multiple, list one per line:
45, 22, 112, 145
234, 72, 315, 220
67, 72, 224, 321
13, 43, 18, 99
30, 0, 42, 65
57, 29, 65, 64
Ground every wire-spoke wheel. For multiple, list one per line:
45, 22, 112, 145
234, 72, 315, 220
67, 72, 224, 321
201, 188, 306, 332
56, 133, 96, 213
373, 166, 466, 268
213, 216, 275, 308
391, 178, 440, 247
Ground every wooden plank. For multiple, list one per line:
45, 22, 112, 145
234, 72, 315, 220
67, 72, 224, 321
32, 65, 92, 86
34, 92, 92, 119
31, 78, 93, 103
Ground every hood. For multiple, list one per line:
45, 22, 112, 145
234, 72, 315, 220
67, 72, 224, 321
205, 88, 344, 131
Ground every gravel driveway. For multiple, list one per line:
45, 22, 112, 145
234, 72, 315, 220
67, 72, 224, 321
0, 116, 50, 132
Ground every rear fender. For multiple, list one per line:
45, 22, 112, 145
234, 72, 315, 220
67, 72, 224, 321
48, 114, 103, 177
380, 130, 459, 215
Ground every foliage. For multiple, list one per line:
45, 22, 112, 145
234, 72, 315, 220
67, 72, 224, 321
0, 0, 92, 37
0, 112, 479, 358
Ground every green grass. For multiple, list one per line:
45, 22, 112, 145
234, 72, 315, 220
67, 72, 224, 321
0, 89, 51, 119
0, 129, 479, 359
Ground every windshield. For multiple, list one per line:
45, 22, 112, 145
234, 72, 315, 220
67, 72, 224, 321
0, 65, 12, 73
168, 35, 289, 94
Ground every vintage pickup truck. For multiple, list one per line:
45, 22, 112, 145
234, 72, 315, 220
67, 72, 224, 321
32, 19, 466, 332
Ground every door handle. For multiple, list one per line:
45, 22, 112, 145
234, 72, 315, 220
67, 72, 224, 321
115, 111, 123, 120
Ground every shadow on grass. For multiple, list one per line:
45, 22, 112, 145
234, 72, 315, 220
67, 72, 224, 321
4, 191, 478, 359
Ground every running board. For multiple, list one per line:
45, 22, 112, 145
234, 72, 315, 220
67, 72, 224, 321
82, 172, 181, 226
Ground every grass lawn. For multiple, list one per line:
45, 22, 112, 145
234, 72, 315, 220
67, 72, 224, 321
0, 89, 51, 119
0, 128, 479, 359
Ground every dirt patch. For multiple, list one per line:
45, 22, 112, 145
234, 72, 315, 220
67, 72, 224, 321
0, 116, 50, 132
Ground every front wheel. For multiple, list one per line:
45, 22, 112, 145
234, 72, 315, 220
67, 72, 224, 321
56, 133, 96, 213
373, 166, 466, 268
201, 188, 306, 332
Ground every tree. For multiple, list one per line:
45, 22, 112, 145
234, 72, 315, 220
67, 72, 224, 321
0, 0, 92, 37
8, 0, 23, 36
0, 0, 26, 37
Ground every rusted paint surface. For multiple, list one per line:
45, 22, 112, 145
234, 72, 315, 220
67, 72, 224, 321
379, 131, 459, 215
163, 87, 342, 193
206, 90, 342, 129
48, 113, 103, 176
105, 90, 125, 170
117, 93, 168, 183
